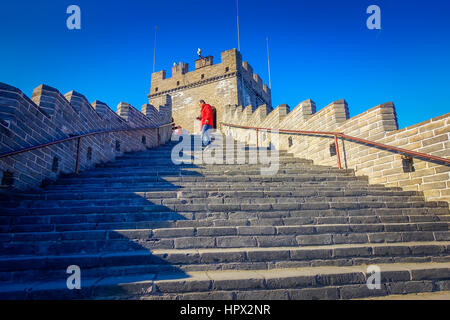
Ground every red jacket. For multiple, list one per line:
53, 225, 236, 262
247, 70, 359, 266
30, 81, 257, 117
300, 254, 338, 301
200, 104, 213, 127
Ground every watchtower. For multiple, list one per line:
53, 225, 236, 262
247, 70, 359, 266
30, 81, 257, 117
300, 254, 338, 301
148, 48, 272, 133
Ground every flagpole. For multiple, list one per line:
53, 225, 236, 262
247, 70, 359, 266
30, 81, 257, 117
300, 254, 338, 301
266, 36, 272, 89
153, 26, 157, 73
236, 0, 240, 51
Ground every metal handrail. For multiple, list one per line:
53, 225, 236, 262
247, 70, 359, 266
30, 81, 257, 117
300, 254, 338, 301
220, 122, 450, 169
0, 122, 174, 174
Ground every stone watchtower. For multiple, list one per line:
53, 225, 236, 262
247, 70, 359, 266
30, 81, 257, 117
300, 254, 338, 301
148, 48, 272, 133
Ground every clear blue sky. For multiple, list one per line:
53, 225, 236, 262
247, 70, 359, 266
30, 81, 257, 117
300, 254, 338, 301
1, 0, 449, 128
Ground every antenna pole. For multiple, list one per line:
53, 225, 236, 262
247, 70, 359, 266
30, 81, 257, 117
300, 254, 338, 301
266, 36, 272, 89
153, 26, 157, 73
237, 0, 241, 51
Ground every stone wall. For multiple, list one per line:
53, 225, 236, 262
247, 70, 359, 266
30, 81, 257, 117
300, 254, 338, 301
0, 82, 172, 191
148, 49, 272, 133
222, 100, 450, 204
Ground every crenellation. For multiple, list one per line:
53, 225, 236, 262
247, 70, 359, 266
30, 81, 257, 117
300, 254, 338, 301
151, 70, 166, 82
232, 105, 244, 123
242, 61, 253, 74
252, 104, 268, 122
64, 90, 91, 113
220, 48, 242, 70
252, 73, 262, 88
172, 62, 189, 76
195, 56, 213, 69
141, 104, 160, 124
327, 99, 349, 123
32, 84, 66, 118
91, 100, 109, 118
242, 105, 253, 122
116, 102, 132, 122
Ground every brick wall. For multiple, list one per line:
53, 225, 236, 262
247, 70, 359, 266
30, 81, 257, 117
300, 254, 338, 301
0, 82, 172, 191
223, 100, 450, 204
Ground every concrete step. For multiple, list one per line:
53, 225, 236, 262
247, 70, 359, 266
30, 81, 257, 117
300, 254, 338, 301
1, 262, 449, 299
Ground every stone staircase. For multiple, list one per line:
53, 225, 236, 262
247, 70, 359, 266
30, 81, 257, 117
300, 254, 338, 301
0, 135, 449, 300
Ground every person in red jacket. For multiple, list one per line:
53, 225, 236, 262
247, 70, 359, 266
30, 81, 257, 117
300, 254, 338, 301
197, 100, 214, 148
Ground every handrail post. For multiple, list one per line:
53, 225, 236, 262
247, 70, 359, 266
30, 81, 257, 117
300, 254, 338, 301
334, 134, 342, 170
256, 128, 259, 148
75, 137, 81, 174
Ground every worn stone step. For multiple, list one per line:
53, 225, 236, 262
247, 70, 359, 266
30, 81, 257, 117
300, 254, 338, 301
48, 174, 369, 186
2, 222, 449, 244
39, 182, 393, 193
2, 229, 450, 255
3, 206, 449, 226
3, 200, 448, 217
1, 242, 449, 282
102, 156, 314, 166
4, 214, 449, 234
40, 182, 383, 192
0, 189, 421, 202
0, 194, 432, 210
77, 168, 356, 179
1, 262, 449, 299
1, 136, 449, 300
93, 161, 316, 170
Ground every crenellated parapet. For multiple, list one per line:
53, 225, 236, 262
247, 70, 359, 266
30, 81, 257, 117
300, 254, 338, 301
222, 99, 449, 204
240, 61, 271, 108
0, 82, 173, 191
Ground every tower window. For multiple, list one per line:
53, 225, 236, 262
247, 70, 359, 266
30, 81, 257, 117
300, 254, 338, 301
402, 156, 415, 173
155, 87, 158, 92
201, 74, 205, 79
87, 147, 92, 161
329, 143, 336, 157
51, 157, 59, 173
225, 67, 229, 73
142, 135, 146, 145
288, 137, 293, 148
1, 171, 13, 186
115, 140, 121, 152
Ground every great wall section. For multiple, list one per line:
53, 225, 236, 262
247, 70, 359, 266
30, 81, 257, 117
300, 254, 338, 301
223, 100, 450, 204
0, 49, 449, 300
0, 83, 173, 190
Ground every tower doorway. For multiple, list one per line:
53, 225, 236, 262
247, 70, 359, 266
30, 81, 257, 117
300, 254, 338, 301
211, 106, 217, 129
